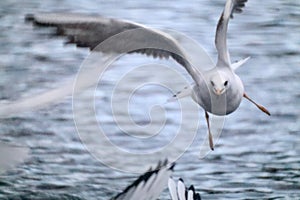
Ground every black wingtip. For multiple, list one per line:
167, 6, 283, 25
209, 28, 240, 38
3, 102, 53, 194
169, 162, 176, 171
25, 13, 35, 22
188, 185, 195, 191
231, 0, 248, 19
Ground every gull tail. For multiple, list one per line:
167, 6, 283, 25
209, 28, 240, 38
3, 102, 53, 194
166, 85, 193, 103
231, 56, 250, 71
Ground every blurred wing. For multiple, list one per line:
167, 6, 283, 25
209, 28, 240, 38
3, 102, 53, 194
168, 178, 201, 200
112, 160, 175, 200
215, 0, 248, 67
0, 143, 29, 174
26, 13, 201, 83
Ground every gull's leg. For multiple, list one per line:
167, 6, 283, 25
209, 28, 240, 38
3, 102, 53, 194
243, 93, 271, 116
205, 111, 214, 150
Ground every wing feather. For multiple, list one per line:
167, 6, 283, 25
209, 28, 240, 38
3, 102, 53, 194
215, 0, 248, 67
26, 13, 201, 84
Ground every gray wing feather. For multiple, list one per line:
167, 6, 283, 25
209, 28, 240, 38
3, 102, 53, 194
26, 13, 142, 50
215, 0, 248, 67
26, 13, 201, 84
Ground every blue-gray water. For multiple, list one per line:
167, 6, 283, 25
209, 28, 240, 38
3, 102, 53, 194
0, 0, 299, 199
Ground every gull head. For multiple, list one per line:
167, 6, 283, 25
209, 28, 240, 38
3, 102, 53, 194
209, 71, 230, 96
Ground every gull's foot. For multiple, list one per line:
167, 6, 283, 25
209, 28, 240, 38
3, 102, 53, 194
243, 93, 271, 116
208, 131, 214, 151
258, 105, 271, 116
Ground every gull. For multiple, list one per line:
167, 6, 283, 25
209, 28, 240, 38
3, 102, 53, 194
111, 160, 201, 200
7, 0, 269, 151
169, 0, 271, 149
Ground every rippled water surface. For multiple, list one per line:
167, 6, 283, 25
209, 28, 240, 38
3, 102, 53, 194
0, 0, 299, 199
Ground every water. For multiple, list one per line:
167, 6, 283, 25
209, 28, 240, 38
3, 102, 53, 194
0, 0, 299, 199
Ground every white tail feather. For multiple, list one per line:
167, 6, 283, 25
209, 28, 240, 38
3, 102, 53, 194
168, 178, 179, 200
166, 85, 193, 103
232, 56, 250, 71
177, 179, 186, 200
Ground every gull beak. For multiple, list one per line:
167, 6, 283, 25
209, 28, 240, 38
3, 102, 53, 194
214, 89, 224, 96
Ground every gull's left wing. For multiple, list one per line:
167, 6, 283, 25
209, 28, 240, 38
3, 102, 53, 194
215, 0, 248, 67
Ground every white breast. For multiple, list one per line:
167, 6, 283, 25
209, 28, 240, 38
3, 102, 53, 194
192, 73, 244, 116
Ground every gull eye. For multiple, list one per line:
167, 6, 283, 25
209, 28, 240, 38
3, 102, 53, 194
224, 81, 228, 86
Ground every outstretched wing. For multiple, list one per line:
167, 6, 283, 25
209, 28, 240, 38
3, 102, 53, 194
26, 13, 201, 84
168, 178, 201, 200
111, 160, 175, 200
0, 13, 207, 118
215, 0, 248, 67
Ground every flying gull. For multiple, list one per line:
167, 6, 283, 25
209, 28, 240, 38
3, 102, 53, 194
20, 0, 271, 150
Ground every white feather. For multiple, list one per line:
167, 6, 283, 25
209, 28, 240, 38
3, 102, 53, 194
187, 190, 194, 200
166, 85, 193, 103
232, 56, 250, 71
177, 179, 186, 200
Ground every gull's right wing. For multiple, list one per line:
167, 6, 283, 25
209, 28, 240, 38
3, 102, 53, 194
0, 13, 207, 118
231, 56, 250, 70
25, 13, 201, 83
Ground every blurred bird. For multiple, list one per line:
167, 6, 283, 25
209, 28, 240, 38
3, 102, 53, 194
111, 160, 201, 200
